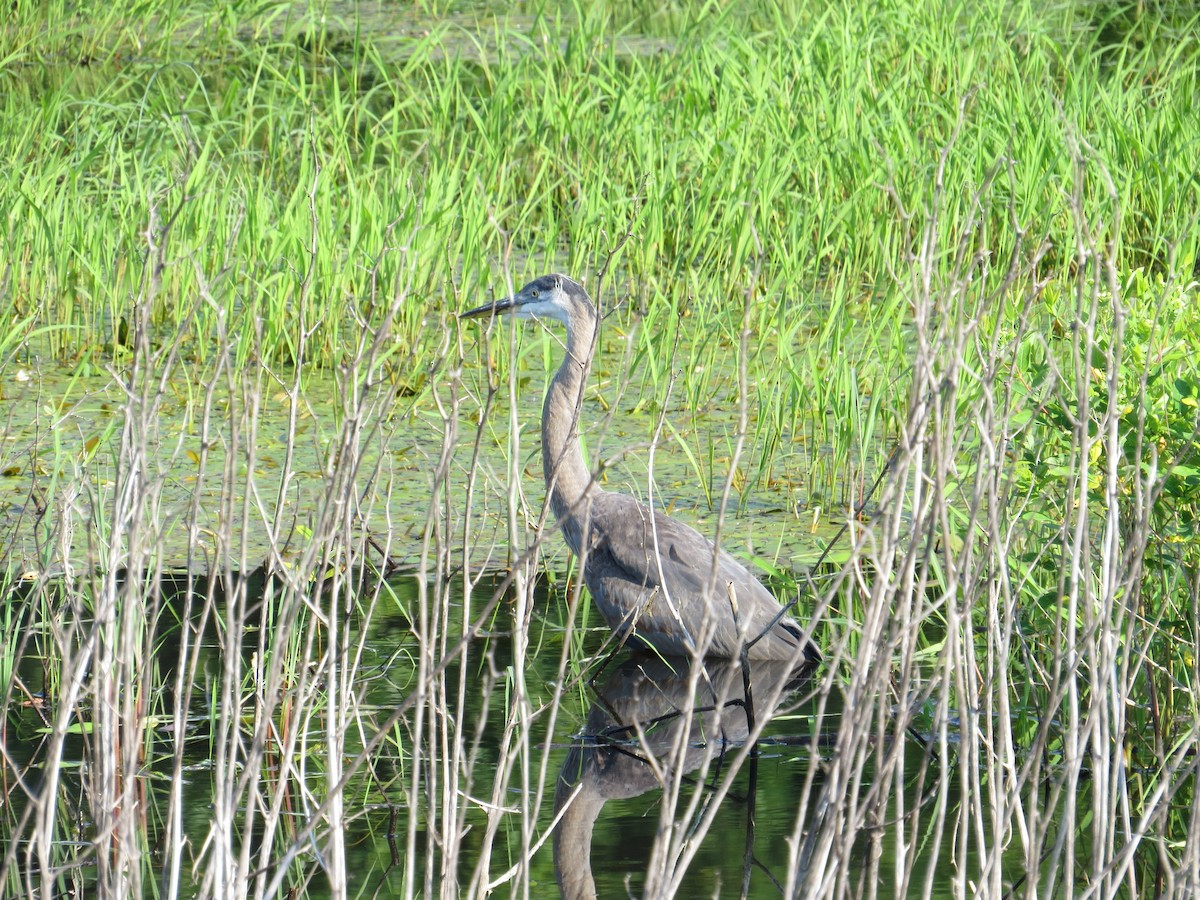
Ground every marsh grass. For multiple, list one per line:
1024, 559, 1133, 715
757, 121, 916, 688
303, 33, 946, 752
2, 0, 1200, 897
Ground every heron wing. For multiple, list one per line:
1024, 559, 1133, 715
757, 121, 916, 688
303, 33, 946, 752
579, 492, 811, 660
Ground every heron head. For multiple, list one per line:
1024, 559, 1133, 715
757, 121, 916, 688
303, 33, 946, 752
459, 273, 588, 325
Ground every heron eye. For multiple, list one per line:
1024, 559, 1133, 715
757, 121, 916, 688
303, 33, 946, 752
531, 289, 539, 298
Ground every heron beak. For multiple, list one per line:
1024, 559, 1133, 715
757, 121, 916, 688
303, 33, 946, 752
459, 295, 519, 320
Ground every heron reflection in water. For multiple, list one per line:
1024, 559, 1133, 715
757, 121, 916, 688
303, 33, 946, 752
552, 654, 813, 899
461, 274, 820, 662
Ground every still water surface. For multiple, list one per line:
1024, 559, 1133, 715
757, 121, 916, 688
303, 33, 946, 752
6, 568, 997, 898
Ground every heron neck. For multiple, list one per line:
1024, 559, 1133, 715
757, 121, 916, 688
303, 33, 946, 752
542, 305, 598, 553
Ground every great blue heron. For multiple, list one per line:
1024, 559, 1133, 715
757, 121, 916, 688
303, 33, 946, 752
460, 274, 819, 663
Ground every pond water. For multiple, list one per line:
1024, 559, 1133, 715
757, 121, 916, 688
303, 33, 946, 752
4, 567, 1042, 899
0, 324, 855, 574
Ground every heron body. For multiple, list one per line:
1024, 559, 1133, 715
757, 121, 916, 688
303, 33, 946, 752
461, 274, 819, 663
